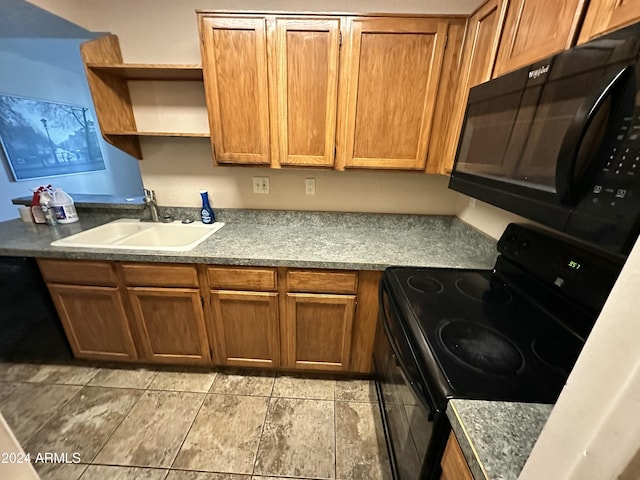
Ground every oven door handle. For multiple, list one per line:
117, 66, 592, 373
379, 283, 438, 420
556, 64, 634, 205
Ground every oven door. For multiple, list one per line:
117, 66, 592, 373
374, 282, 446, 480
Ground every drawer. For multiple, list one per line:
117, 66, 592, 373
207, 266, 277, 291
121, 263, 199, 287
37, 259, 118, 287
287, 270, 358, 294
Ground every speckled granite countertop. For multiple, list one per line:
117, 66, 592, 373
0, 209, 498, 270
447, 399, 553, 480
12, 193, 145, 210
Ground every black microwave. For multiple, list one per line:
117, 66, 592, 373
449, 22, 640, 256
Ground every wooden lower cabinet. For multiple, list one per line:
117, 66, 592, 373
210, 290, 280, 368
284, 293, 356, 371
40, 259, 380, 372
440, 431, 473, 480
48, 283, 137, 362
126, 287, 210, 365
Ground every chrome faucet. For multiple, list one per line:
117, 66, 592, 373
143, 187, 160, 222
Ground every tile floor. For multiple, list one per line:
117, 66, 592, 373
0, 362, 391, 480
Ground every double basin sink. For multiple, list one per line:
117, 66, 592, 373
50, 218, 225, 252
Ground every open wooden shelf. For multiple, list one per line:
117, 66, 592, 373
81, 34, 208, 159
86, 63, 203, 81
104, 131, 210, 138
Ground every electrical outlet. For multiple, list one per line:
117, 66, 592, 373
252, 176, 270, 194
305, 178, 316, 195
469, 198, 477, 208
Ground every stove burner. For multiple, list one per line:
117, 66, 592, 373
455, 274, 512, 304
438, 319, 524, 376
532, 336, 582, 375
407, 275, 444, 294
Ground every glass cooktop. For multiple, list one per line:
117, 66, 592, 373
383, 266, 587, 405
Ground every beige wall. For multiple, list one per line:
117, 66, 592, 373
30, 0, 483, 64
455, 195, 529, 239
139, 137, 459, 212
28, 0, 483, 215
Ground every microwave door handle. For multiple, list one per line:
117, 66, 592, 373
556, 65, 634, 205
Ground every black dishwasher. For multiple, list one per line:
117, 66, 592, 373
0, 256, 72, 361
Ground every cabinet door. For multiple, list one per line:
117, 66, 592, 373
272, 17, 341, 167
210, 290, 279, 368
285, 293, 355, 371
425, 20, 467, 174
493, 0, 586, 77
201, 16, 271, 164
48, 284, 137, 362
466, 1, 506, 89
579, 0, 640, 43
339, 17, 448, 170
127, 287, 210, 365
440, 432, 473, 480
438, 0, 505, 173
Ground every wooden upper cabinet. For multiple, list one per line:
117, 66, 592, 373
425, 19, 466, 174
200, 16, 271, 165
579, 0, 640, 43
272, 17, 341, 167
339, 17, 448, 170
436, 0, 505, 174
466, 1, 505, 89
493, 0, 587, 77
200, 13, 340, 167
199, 12, 463, 171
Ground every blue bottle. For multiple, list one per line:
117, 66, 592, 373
200, 190, 215, 224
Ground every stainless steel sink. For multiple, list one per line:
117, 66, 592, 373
50, 219, 225, 251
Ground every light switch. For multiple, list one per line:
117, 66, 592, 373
252, 176, 269, 194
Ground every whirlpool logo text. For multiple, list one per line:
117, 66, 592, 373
528, 64, 550, 79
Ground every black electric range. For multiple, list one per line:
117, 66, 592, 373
374, 224, 624, 480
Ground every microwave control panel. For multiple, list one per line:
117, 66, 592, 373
588, 110, 639, 208
590, 144, 636, 205
571, 110, 640, 254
